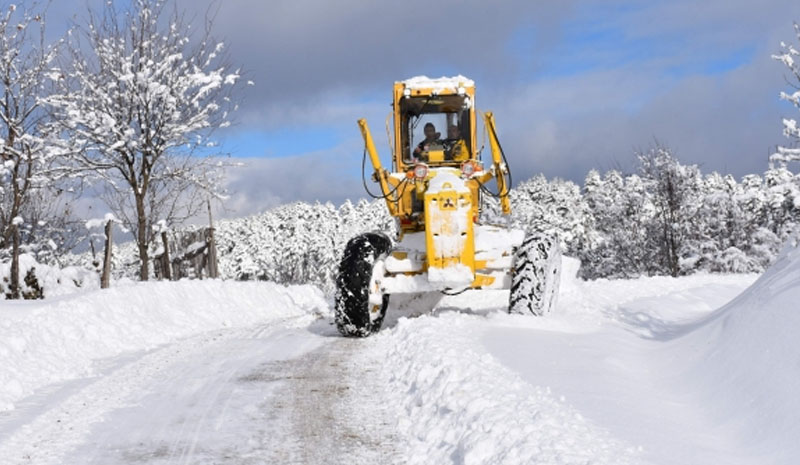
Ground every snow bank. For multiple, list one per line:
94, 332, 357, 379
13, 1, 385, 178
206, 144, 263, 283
0, 280, 328, 411
379, 312, 644, 465
678, 237, 800, 461
0, 254, 98, 299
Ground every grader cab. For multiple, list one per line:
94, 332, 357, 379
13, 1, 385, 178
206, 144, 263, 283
335, 76, 561, 337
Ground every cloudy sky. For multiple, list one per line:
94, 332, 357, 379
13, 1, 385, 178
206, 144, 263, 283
50, 0, 800, 218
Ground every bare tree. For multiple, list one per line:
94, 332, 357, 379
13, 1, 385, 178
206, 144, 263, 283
0, 3, 70, 298
47, 0, 241, 280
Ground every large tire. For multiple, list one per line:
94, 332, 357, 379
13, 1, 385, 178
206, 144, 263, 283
334, 232, 393, 337
509, 233, 561, 316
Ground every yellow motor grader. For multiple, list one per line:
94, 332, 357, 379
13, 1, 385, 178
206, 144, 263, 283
335, 76, 561, 337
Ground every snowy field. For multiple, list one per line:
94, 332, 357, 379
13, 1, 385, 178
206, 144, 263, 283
1, 244, 799, 464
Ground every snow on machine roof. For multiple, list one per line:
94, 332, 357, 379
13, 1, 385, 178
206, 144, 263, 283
398, 75, 475, 95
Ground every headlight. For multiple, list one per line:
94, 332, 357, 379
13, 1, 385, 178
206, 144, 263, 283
413, 163, 428, 179
461, 160, 480, 177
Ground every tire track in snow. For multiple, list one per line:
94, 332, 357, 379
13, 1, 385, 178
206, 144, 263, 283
239, 320, 402, 464
288, 337, 400, 464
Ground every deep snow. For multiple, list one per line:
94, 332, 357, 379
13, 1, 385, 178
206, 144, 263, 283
375, 262, 761, 464
0, 280, 328, 412
674, 238, 800, 463
2, 241, 799, 464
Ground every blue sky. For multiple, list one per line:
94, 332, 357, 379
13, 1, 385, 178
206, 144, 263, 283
46, 0, 800, 217
221, 128, 343, 159
533, 6, 755, 79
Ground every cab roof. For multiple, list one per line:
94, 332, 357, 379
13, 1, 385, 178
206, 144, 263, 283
397, 75, 475, 97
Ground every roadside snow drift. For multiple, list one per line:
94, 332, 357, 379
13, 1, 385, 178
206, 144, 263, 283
0, 280, 327, 412
677, 239, 800, 461
379, 284, 645, 465
378, 256, 773, 465
0, 253, 98, 298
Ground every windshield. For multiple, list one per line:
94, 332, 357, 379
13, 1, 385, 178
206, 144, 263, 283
400, 95, 472, 165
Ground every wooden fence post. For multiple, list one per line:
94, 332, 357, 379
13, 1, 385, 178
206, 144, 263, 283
161, 231, 172, 281
101, 219, 112, 289
9, 223, 20, 299
206, 200, 219, 279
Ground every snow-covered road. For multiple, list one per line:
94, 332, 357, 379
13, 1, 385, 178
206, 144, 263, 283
53, 320, 399, 465
1, 317, 319, 464
0, 284, 399, 465
2, 246, 799, 464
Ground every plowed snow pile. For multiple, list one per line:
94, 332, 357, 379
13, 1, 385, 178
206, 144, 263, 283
379, 248, 800, 465
676, 238, 800, 462
381, 312, 644, 465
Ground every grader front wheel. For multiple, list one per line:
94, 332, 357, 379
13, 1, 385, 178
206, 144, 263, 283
334, 232, 392, 337
509, 233, 562, 316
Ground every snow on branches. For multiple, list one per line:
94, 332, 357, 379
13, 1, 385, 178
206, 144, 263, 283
48, 1, 240, 167
0, 3, 86, 298
46, 0, 244, 280
59, 156, 800, 292
772, 22, 800, 165
0, 3, 67, 242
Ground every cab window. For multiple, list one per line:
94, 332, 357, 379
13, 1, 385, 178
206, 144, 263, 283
400, 95, 472, 165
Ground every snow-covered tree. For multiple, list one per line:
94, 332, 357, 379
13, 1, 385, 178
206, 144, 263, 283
638, 144, 702, 277
772, 22, 800, 165
0, 4, 75, 298
733, 174, 781, 269
47, 0, 244, 280
691, 173, 756, 272
509, 175, 588, 254
191, 197, 395, 294
57, 158, 800, 288
769, 22, 800, 242
762, 165, 800, 236
579, 170, 653, 279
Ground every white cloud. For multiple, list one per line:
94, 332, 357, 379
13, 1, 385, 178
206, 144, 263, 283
47, 0, 800, 212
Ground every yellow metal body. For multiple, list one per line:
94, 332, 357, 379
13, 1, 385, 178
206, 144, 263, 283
358, 118, 397, 216
423, 171, 475, 274
482, 112, 512, 215
358, 78, 513, 290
